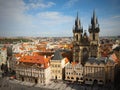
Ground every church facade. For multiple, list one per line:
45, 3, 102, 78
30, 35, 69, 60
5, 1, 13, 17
73, 11, 100, 65
65, 11, 115, 85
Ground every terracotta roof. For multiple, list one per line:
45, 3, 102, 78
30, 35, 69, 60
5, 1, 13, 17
2, 47, 6, 50
19, 55, 50, 68
14, 53, 22, 57
71, 62, 77, 66
65, 58, 69, 64
111, 53, 119, 63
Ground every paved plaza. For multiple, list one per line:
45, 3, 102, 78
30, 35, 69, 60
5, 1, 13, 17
0, 77, 118, 90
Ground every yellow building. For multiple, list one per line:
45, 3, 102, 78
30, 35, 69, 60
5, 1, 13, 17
51, 50, 69, 80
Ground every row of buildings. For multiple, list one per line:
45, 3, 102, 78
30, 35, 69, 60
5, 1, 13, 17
12, 50, 115, 85
7, 11, 120, 86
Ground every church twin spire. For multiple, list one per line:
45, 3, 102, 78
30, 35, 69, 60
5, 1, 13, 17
73, 12, 83, 33
89, 10, 100, 33
91, 10, 98, 29
73, 10, 100, 64
74, 10, 99, 33
75, 12, 81, 28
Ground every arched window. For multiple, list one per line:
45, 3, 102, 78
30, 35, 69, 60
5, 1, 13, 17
93, 33, 95, 40
93, 79, 98, 85
71, 77, 74, 79
99, 80, 103, 82
67, 76, 70, 79
76, 34, 78, 41
80, 78, 83, 80
89, 79, 92, 81
76, 77, 79, 81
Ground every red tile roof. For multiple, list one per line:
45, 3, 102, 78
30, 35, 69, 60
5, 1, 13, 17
14, 53, 22, 57
71, 62, 77, 66
19, 55, 50, 68
111, 53, 119, 63
65, 58, 69, 64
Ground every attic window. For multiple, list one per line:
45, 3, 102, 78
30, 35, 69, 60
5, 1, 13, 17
41, 64, 44, 67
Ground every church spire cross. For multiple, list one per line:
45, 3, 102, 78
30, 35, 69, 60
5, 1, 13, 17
75, 11, 81, 28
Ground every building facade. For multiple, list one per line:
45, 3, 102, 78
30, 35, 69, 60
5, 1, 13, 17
65, 62, 84, 83
0, 46, 7, 65
15, 55, 51, 85
84, 58, 106, 85
51, 50, 69, 80
73, 11, 100, 65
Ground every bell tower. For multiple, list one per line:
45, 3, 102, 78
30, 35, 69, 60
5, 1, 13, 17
88, 10, 100, 58
73, 12, 83, 62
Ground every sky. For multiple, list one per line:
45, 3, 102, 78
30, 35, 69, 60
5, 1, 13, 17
0, 0, 120, 37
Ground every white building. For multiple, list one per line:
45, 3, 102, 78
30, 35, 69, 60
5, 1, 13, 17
65, 62, 84, 83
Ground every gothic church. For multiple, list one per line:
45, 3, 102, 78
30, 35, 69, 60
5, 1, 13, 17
73, 11, 100, 65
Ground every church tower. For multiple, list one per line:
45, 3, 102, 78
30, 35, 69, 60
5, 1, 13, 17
88, 10, 100, 58
73, 12, 83, 63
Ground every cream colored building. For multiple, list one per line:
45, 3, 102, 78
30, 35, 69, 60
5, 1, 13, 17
51, 50, 69, 80
0, 47, 7, 65
84, 58, 115, 85
105, 60, 115, 83
65, 62, 84, 83
65, 58, 115, 85
15, 55, 51, 85
84, 58, 106, 85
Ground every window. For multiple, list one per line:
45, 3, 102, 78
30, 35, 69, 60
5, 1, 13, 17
67, 76, 70, 79
58, 70, 60, 73
89, 79, 92, 81
80, 78, 83, 80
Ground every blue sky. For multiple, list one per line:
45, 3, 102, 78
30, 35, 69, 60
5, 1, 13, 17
0, 0, 120, 37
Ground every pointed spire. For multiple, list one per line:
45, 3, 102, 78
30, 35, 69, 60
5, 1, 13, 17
93, 9, 96, 20
96, 17, 98, 24
91, 9, 98, 29
75, 11, 81, 27
77, 11, 79, 20
89, 10, 100, 33
93, 10, 96, 26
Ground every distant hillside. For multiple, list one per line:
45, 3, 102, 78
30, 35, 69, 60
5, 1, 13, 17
0, 38, 32, 44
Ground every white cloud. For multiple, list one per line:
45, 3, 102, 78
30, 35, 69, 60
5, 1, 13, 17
111, 15, 120, 19
36, 12, 74, 24
99, 17, 120, 36
0, 0, 74, 37
25, 0, 55, 9
64, 0, 78, 8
